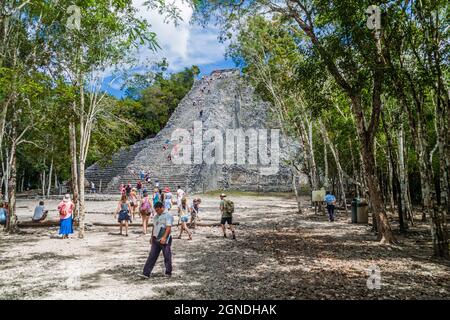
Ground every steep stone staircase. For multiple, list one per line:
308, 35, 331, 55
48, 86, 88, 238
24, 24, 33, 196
85, 139, 149, 192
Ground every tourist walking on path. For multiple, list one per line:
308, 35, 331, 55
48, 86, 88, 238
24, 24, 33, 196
189, 198, 201, 228
129, 188, 139, 220
152, 188, 161, 206
177, 197, 192, 240
163, 187, 173, 212
125, 183, 132, 197
176, 185, 185, 215
58, 194, 74, 239
159, 188, 165, 207
140, 202, 173, 278
219, 193, 236, 240
136, 180, 143, 196
140, 191, 153, 235
324, 191, 337, 222
115, 194, 132, 236
32, 200, 48, 222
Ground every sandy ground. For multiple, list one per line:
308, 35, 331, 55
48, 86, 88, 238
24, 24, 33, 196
0, 193, 449, 300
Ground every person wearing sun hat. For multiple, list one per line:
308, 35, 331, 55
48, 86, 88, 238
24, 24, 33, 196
163, 187, 173, 212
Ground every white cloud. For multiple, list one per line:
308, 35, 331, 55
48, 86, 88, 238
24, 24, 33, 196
132, 0, 228, 72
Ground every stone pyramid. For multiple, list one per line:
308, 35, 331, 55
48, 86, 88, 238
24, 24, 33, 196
86, 69, 296, 193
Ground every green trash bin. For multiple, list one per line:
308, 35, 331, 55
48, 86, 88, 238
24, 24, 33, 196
351, 198, 359, 223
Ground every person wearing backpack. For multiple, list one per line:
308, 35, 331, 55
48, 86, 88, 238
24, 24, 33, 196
324, 191, 337, 222
219, 193, 236, 240
189, 198, 201, 228
140, 191, 153, 235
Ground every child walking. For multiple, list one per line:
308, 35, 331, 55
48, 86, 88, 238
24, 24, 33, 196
177, 197, 192, 240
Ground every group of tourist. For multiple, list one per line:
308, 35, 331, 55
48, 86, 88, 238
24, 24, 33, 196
2, 177, 239, 278
114, 184, 203, 238
112, 179, 238, 278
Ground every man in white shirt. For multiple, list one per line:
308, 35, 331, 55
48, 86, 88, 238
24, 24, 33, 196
140, 202, 173, 278
176, 185, 185, 212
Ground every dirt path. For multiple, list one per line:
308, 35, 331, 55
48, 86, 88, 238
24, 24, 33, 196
0, 194, 449, 299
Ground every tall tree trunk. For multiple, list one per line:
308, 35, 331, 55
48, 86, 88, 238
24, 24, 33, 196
42, 170, 46, 198
20, 171, 24, 193
0, 97, 9, 153
398, 124, 413, 225
323, 142, 329, 189
386, 153, 396, 214
69, 121, 79, 219
307, 118, 318, 190
382, 111, 407, 231
78, 77, 86, 238
352, 97, 394, 244
6, 112, 17, 232
348, 138, 359, 197
78, 159, 86, 238
47, 157, 53, 198
318, 120, 348, 214
291, 171, 302, 214
3, 149, 9, 202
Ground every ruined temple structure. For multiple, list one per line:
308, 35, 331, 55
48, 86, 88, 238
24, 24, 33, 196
86, 69, 300, 193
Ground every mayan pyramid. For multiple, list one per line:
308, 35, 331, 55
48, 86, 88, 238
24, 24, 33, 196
86, 69, 297, 193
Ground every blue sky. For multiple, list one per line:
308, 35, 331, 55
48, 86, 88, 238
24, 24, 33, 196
102, 0, 236, 99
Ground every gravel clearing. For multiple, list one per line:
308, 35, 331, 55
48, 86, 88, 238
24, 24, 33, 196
1, 193, 449, 300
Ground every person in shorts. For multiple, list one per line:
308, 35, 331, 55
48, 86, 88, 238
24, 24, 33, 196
219, 193, 236, 240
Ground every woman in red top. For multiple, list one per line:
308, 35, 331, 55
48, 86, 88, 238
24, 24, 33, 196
57, 194, 74, 239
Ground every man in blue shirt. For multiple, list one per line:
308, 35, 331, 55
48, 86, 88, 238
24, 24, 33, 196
32, 200, 48, 222
324, 191, 337, 222
0, 202, 7, 226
